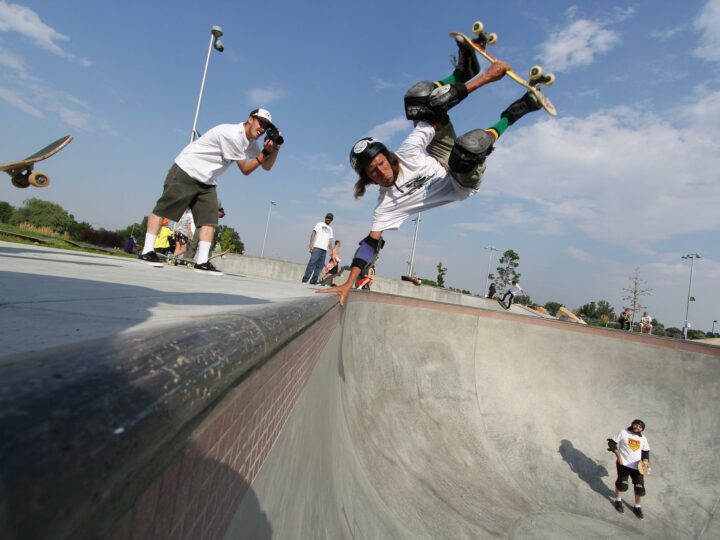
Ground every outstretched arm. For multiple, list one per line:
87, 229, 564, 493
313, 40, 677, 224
317, 231, 382, 305
466, 60, 510, 94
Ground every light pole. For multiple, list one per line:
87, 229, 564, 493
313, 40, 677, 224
190, 26, 224, 142
712, 320, 717, 335
484, 245, 498, 297
406, 214, 421, 276
261, 201, 277, 257
681, 253, 701, 340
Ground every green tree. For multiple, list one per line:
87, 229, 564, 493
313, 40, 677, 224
436, 262, 447, 288
216, 225, 244, 253
492, 249, 521, 291
10, 198, 76, 233
0, 201, 14, 223
544, 302, 563, 316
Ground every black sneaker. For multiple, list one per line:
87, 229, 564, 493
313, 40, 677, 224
501, 91, 542, 125
139, 251, 163, 267
633, 506, 644, 519
194, 261, 223, 275
452, 34, 480, 83
614, 500, 624, 513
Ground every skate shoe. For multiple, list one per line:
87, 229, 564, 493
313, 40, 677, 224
453, 34, 480, 83
633, 506, 644, 519
501, 91, 542, 125
614, 500, 624, 513
139, 251, 163, 267
194, 261, 224, 275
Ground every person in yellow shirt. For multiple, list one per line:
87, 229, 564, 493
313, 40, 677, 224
154, 218, 173, 254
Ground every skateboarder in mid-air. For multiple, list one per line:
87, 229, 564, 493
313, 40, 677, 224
608, 419, 651, 519
320, 38, 542, 305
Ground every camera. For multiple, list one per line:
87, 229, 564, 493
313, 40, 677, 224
265, 127, 284, 145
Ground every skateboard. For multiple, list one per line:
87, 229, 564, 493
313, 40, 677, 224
450, 21, 557, 117
401, 275, 422, 286
0, 135, 73, 189
637, 460, 651, 476
497, 298, 511, 310
160, 249, 230, 267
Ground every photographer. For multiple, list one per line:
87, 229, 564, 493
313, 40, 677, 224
139, 108, 283, 274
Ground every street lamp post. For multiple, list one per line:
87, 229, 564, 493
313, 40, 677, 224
261, 201, 277, 257
407, 214, 421, 276
712, 320, 717, 335
484, 246, 498, 297
681, 253, 701, 340
190, 26, 224, 142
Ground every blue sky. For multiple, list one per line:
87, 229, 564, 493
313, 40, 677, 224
1, 0, 719, 331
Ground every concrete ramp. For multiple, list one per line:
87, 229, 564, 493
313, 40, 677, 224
227, 295, 720, 539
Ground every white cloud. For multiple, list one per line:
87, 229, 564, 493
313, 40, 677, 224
0, 1, 90, 66
694, 0, 720, 61
247, 87, 288, 105
0, 47, 24, 74
0, 85, 42, 117
58, 106, 89, 129
480, 94, 720, 251
373, 78, 394, 91
539, 19, 620, 71
368, 116, 411, 143
564, 247, 593, 263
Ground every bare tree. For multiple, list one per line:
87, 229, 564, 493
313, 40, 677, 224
622, 268, 652, 329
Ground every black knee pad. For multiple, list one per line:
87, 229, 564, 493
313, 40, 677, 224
634, 483, 646, 497
615, 480, 629, 492
428, 82, 469, 113
449, 129, 494, 174
404, 81, 446, 123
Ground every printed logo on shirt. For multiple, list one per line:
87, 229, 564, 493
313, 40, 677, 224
400, 174, 436, 197
627, 438, 641, 452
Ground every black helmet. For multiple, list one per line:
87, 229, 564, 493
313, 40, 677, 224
349, 138, 388, 176
630, 419, 646, 431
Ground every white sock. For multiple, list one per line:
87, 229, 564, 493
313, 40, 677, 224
142, 234, 157, 254
196, 241, 211, 264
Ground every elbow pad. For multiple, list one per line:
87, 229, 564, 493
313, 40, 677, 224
352, 236, 385, 270
641, 450, 650, 460
607, 439, 618, 452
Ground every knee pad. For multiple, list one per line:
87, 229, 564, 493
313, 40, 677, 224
428, 82, 469, 113
404, 81, 446, 123
634, 483, 646, 497
449, 129, 494, 173
615, 480, 629, 492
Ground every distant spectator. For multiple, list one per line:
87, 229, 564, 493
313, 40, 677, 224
302, 213, 334, 285
640, 312, 653, 335
319, 240, 342, 285
123, 235, 137, 254
487, 282, 496, 299
154, 218, 174, 255
618, 308, 631, 331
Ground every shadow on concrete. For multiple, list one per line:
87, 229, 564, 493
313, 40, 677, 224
558, 439, 614, 500
0, 272, 272, 358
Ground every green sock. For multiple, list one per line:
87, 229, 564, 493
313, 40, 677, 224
490, 117, 510, 137
437, 70, 462, 86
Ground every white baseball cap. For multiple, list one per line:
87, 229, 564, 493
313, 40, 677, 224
250, 108, 275, 129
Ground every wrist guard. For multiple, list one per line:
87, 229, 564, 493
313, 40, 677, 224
352, 235, 385, 270
607, 439, 617, 452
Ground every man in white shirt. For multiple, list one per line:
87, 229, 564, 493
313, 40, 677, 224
139, 108, 282, 274
501, 281, 525, 309
320, 43, 541, 305
302, 213, 334, 284
607, 419, 651, 519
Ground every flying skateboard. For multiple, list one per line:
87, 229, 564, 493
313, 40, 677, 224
1, 135, 74, 189
450, 21, 557, 117
401, 275, 422, 286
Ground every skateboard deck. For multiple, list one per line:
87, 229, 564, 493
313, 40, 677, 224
401, 275, 422, 286
450, 23, 557, 117
637, 460, 651, 476
497, 298, 511, 310
0, 135, 73, 188
162, 249, 230, 267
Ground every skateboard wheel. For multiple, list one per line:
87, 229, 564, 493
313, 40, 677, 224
28, 172, 50, 188
487, 32, 498, 45
472, 21, 484, 34
529, 65, 543, 79
544, 73, 556, 86
11, 174, 30, 188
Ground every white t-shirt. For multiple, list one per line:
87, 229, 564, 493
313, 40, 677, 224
174, 123, 260, 185
613, 429, 650, 469
508, 283, 523, 296
371, 122, 476, 232
312, 222, 334, 250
